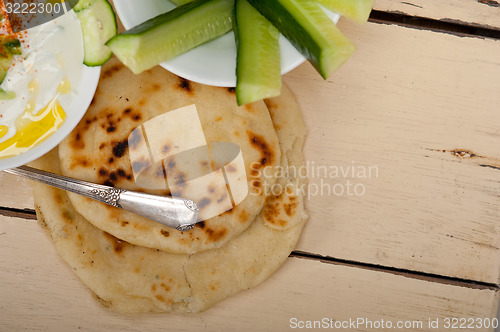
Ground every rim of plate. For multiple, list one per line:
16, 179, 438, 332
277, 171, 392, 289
114, 0, 340, 87
0, 66, 101, 171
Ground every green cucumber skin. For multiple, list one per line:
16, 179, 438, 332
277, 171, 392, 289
120, 0, 207, 35
169, 0, 195, 5
247, 0, 321, 75
234, 0, 281, 105
106, 0, 233, 74
315, 0, 374, 23
247, 0, 354, 79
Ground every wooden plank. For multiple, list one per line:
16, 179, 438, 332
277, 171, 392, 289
0, 172, 33, 210
1, 21, 499, 284
373, 0, 500, 30
0, 215, 497, 331
282, 20, 500, 284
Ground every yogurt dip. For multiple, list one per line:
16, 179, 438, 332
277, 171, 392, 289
0, 10, 85, 158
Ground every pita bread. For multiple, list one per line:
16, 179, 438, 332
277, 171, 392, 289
31, 83, 307, 313
58, 57, 281, 254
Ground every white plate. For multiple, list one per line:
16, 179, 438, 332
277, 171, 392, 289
0, 66, 100, 171
0, 12, 101, 171
114, 0, 340, 87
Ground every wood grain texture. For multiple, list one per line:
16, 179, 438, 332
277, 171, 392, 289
1, 20, 499, 285
373, 0, 500, 30
283, 20, 500, 284
1, 1, 499, 328
0, 172, 33, 210
0, 215, 497, 331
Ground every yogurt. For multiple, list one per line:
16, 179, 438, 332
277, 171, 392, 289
0, 10, 85, 157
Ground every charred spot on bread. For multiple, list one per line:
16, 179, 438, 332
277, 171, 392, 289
112, 140, 128, 158
178, 78, 192, 93
102, 63, 124, 79
71, 132, 85, 150
117, 169, 127, 178
103, 232, 129, 254
247, 131, 274, 167
203, 227, 227, 242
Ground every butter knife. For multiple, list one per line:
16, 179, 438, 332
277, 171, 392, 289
4, 166, 198, 232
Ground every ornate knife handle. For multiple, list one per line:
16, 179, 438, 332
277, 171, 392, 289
5, 166, 199, 232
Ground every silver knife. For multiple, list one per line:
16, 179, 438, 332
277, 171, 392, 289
4, 166, 198, 232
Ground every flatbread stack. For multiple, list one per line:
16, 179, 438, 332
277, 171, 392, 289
31, 57, 308, 314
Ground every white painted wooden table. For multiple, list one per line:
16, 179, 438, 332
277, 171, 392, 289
1, 0, 499, 331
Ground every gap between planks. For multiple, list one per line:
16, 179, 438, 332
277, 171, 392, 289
2, 207, 498, 292
0, 207, 36, 220
291, 251, 499, 291
368, 9, 500, 40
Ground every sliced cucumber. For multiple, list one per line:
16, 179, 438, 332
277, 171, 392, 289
0, 56, 11, 84
0, 37, 21, 85
169, 0, 195, 5
234, 0, 281, 106
75, 0, 117, 66
1, 38, 21, 56
315, 0, 374, 23
248, 0, 355, 79
106, 0, 233, 74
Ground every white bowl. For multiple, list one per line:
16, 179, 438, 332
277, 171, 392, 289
0, 66, 100, 171
114, 0, 340, 87
0, 12, 101, 171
